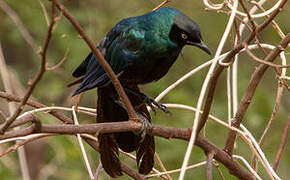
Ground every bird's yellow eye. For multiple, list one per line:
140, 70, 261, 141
181, 33, 188, 39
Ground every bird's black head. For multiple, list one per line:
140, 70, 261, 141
169, 13, 211, 55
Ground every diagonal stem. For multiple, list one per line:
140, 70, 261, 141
272, 115, 290, 171
0, 3, 57, 133
224, 33, 290, 155
49, 0, 138, 121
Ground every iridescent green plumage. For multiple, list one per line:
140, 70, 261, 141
71, 7, 210, 178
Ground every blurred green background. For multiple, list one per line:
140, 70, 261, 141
0, 0, 289, 179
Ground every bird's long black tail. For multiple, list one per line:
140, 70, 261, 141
97, 84, 155, 177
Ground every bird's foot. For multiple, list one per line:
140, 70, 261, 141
124, 88, 171, 114
134, 113, 152, 141
141, 94, 171, 114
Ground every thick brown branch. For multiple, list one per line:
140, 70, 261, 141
0, 91, 73, 124
49, 0, 137, 120
1, 123, 254, 180
0, 92, 145, 179
120, 164, 147, 180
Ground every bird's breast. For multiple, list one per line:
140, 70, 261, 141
120, 49, 181, 84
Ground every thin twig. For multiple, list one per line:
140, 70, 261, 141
0, 134, 49, 158
245, 45, 290, 68
146, 162, 207, 178
217, 10, 253, 32
224, 33, 290, 155
250, 0, 289, 47
198, 0, 288, 137
38, 0, 50, 26
94, 161, 103, 180
0, 91, 73, 124
0, 38, 31, 180
272, 115, 290, 171
213, 162, 226, 180
238, 0, 257, 30
179, 1, 239, 178
0, 3, 57, 133
153, 0, 170, 11
0, 1, 39, 52
252, 79, 284, 168
46, 45, 69, 70
154, 153, 172, 180
206, 151, 214, 180
240, 125, 280, 180
233, 155, 262, 180
226, 0, 284, 18
72, 106, 94, 179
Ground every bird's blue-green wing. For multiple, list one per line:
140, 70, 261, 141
73, 19, 144, 95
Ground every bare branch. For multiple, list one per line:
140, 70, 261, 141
197, 0, 288, 138
224, 33, 290, 155
46, 45, 69, 70
272, 115, 290, 171
238, 0, 257, 30
0, 1, 39, 52
0, 3, 57, 133
245, 45, 290, 68
154, 153, 172, 180
0, 122, 255, 180
153, 0, 171, 11
213, 162, 226, 180
49, 0, 137, 120
0, 91, 73, 124
206, 151, 215, 180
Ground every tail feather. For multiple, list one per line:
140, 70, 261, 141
114, 131, 139, 153
99, 134, 122, 177
97, 84, 155, 177
137, 134, 155, 174
133, 97, 155, 175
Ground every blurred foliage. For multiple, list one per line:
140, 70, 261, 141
0, 0, 289, 179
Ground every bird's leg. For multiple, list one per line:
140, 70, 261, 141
124, 88, 171, 114
135, 113, 152, 141
114, 100, 152, 141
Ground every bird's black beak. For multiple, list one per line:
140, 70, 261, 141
187, 40, 211, 55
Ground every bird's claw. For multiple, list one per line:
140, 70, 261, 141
134, 113, 152, 141
124, 88, 171, 114
143, 95, 171, 114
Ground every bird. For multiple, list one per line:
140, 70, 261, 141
70, 7, 210, 178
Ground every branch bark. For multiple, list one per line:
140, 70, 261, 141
1, 122, 255, 180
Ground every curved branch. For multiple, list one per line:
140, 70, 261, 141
224, 33, 290, 154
